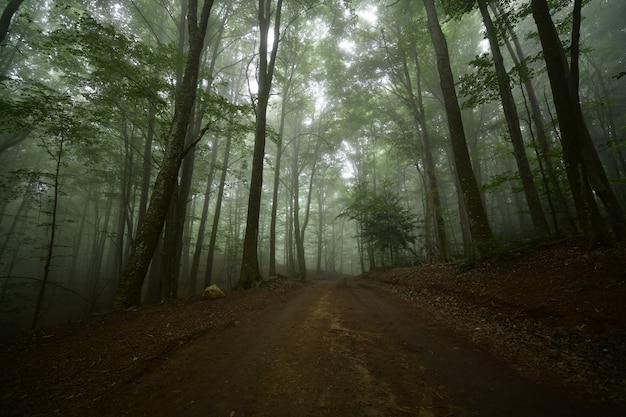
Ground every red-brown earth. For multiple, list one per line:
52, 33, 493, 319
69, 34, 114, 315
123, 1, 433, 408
1, 238, 625, 416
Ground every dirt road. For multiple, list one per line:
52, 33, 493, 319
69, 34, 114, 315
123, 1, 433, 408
83, 276, 606, 417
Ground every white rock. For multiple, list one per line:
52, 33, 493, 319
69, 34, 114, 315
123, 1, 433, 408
202, 284, 226, 299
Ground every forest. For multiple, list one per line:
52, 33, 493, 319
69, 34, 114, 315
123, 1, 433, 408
0, 0, 624, 335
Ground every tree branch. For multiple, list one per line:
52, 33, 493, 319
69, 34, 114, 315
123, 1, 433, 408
181, 120, 213, 160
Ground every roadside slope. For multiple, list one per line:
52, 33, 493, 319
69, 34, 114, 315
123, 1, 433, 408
366, 239, 626, 412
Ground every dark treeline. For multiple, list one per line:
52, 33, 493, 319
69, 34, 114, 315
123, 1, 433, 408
0, 0, 624, 334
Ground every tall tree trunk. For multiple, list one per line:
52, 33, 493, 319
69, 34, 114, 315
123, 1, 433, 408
114, 119, 133, 284
585, 54, 626, 180
315, 187, 325, 274
493, 0, 577, 234
530, 0, 612, 247
161, 108, 201, 302
190, 135, 218, 290
68, 198, 89, 284
161, 194, 178, 301
478, 0, 550, 236
269, 86, 289, 277
286, 192, 295, 274
135, 103, 156, 233
422, 0, 494, 256
0, 0, 24, 46
297, 135, 322, 279
205, 133, 232, 287
403, 45, 450, 261
114, 0, 216, 308
32, 134, 64, 329
291, 138, 306, 278
179, 11, 228, 294
568, 0, 625, 240
88, 188, 113, 312
237, 0, 283, 289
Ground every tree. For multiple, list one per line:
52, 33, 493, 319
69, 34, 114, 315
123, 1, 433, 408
529, 0, 613, 247
568, 0, 625, 240
204, 93, 253, 288
343, 183, 417, 269
381, 15, 451, 262
29, 89, 85, 329
114, 0, 216, 308
237, 0, 284, 289
476, 0, 550, 236
268, 28, 307, 277
421, 0, 494, 256
0, 0, 25, 48
490, 1, 577, 235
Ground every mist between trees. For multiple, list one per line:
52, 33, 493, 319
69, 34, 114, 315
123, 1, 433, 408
0, 0, 624, 335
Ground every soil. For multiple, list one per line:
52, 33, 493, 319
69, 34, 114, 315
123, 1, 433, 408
1, 238, 625, 417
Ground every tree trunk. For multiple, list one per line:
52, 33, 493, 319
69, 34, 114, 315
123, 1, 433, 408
237, 0, 283, 289
403, 45, 450, 261
568, 0, 625, 240
190, 135, 218, 290
586, 55, 626, 179
205, 133, 232, 287
269, 83, 289, 277
114, 119, 133, 284
493, 0, 577, 234
286, 192, 295, 274
114, 0, 215, 308
32, 133, 63, 330
292, 140, 306, 278
161, 194, 178, 301
135, 102, 156, 233
0, 0, 24, 46
478, 0, 550, 236
161, 108, 202, 301
422, 0, 494, 256
315, 187, 325, 274
89, 183, 114, 309
297, 134, 322, 279
68, 198, 89, 283
530, 0, 612, 247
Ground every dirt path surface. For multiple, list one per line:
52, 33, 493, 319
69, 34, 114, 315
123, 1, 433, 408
19, 276, 610, 417
3, 242, 625, 416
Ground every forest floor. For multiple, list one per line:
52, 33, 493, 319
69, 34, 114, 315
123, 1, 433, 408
1, 238, 625, 416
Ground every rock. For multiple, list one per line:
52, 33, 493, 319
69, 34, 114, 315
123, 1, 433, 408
202, 284, 226, 299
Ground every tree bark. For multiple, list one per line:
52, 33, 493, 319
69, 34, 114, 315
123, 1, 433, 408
478, 0, 550, 236
492, 1, 577, 234
402, 45, 450, 261
114, 0, 216, 308
237, 0, 283, 289
190, 135, 218, 290
269, 83, 290, 277
0, 0, 24, 46
586, 54, 626, 180
135, 102, 156, 237
568, 0, 625, 240
32, 133, 63, 329
205, 133, 232, 287
530, 0, 612, 247
315, 187, 325, 274
291, 138, 308, 278
161, 104, 207, 301
422, 0, 494, 256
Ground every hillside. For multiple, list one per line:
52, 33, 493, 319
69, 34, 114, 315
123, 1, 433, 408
368, 238, 626, 410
